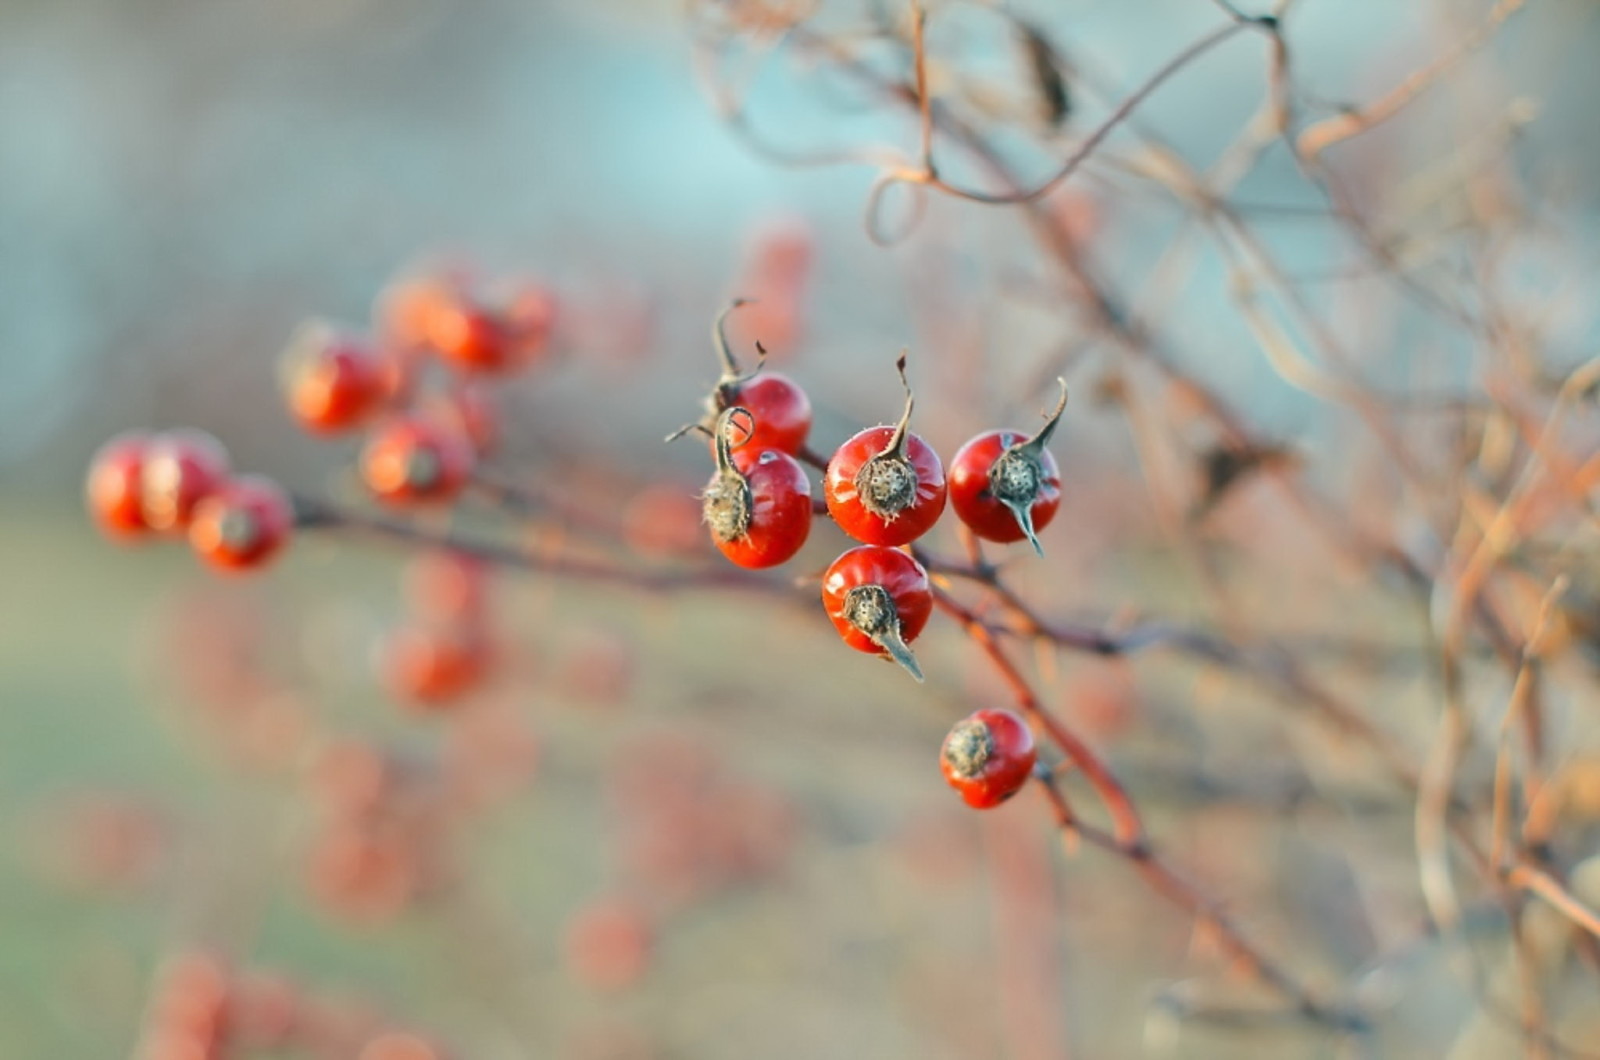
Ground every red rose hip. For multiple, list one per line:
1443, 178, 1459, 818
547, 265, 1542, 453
86, 432, 153, 540
188, 475, 294, 572
359, 417, 474, 506
823, 355, 946, 546
702, 407, 812, 569
820, 544, 932, 681
949, 380, 1067, 554
140, 429, 231, 533
281, 322, 388, 434
696, 301, 812, 455
940, 709, 1037, 809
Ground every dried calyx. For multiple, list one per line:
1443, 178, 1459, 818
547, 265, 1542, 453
842, 582, 924, 682
702, 406, 755, 543
987, 378, 1067, 555
853, 353, 919, 520
711, 298, 765, 413
941, 717, 994, 779
661, 301, 762, 445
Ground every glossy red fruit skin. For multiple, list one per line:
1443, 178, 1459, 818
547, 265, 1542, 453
86, 432, 153, 540
426, 281, 557, 375
707, 448, 812, 569
949, 430, 1062, 544
941, 709, 1037, 809
359, 418, 474, 506
283, 327, 387, 434
140, 429, 231, 533
717, 374, 811, 455
824, 427, 947, 546
821, 546, 932, 656
188, 475, 294, 572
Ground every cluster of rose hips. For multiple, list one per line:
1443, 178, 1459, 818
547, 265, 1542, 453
87, 278, 1052, 809
85, 267, 555, 576
85, 428, 295, 572
685, 304, 1059, 807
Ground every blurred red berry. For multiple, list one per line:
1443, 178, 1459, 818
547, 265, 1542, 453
281, 323, 388, 434
188, 475, 294, 572
381, 625, 490, 706
140, 429, 231, 533
86, 431, 154, 540
426, 278, 557, 375
359, 417, 474, 506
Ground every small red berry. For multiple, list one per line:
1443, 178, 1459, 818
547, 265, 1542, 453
940, 709, 1036, 809
949, 381, 1067, 554
426, 277, 557, 375
140, 429, 231, 533
823, 355, 946, 546
694, 301, 812, 455
820, 545, 932, 681
359, 418, 474, 506
86, 432, 153, 540
281, 322, 388, 434
381, 625, 490, 706
702, 407, 812, 569
188, 476, 294, 572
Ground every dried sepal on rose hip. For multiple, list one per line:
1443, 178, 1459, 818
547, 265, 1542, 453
940, 709, 1037, 809
824, 353, 947, 547
279, 321, 388, 434
949, 379, 1067, 555
359, 416, 474, 506
701, 407, 812, 569
188, 475, 294, 572
86, 431, 155, 541
677, 300, 812, 456
139, 428, 231, 534
821, 545, 932, 682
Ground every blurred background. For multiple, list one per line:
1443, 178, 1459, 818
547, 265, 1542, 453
8, 0, 1600, 1057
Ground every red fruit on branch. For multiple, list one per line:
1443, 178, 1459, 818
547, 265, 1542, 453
824, 354, 946, 546
428, 277, 558, 376
359, 418, 474, 506
702, 407, 812, 569
140, 429, 231, 534
188, 475, 294, 572
381, 625, 490, 707
691, 301, 812, 455
949, 380, 1067, 554
281, 323, 388, 434
86, 431, 154, 541
940, 709, 1036, 809
821, 544, 932, 681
